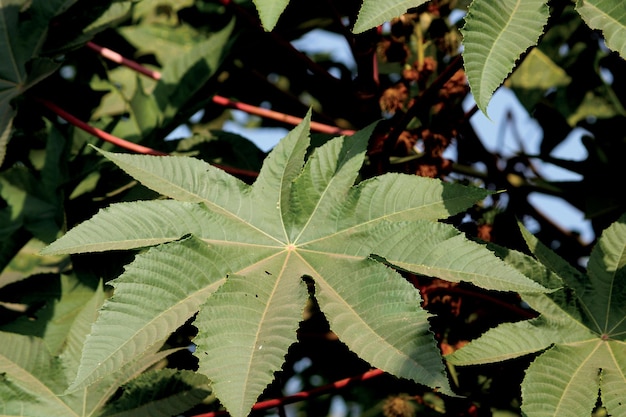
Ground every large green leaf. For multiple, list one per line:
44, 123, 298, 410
576, 0, 626, 59
447, 216, 626, 417
461, 0, 549, 114
353, 0, 430, 34
43, 115, 549, 417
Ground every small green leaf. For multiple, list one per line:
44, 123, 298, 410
462, 0, 549, 114
353, 0, 430, 34
575, 0, 626, 59
251, 0, 289, 31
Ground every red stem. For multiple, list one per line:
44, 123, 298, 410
192, 369, 384, 417
85, 42, 353, 135
212, 96, 355, 135
36, 98, 168, 156
87, 41, 162, 80
36, 98, 260, 178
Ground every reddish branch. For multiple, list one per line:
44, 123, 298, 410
87, 41, 162, 80
212, 95, 355, 135
85, 42, 353, 135
36, 98, 168, 156
36, 99, 260, 178
192, 369, 385, 417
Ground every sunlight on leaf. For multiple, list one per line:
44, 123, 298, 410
100, 369, 211, 417
353, 0, 430, 34
575, 0, 626, 59
462, 0, 549, 115
43, 114, 551, 417
448, 216, 626, 417
252, 0, 289, 31
66, 235, 230, 392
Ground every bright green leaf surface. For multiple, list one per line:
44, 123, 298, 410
66, 235, 232, 392
252, 0, 289, 31
44, 114, 548, 416
522, 342, 604, 417
0, 287, 194, 417
576, 0, 626, 59
462, 0, 549, 114
353, 0, 429, 34
448, 216, 626, 416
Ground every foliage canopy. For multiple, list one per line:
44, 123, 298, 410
1, 0, 625, 416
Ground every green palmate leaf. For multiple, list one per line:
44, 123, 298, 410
447, 216, 626, 417
575, 0, 626, 59
44, 113, 548, 417
462, 0, 549, 114
505, 48, 572, 112
251, 0, 289, 31
154, 20, 234, 123
353, 0, 430, 34
132, 0, 195, 23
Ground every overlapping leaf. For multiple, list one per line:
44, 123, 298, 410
0, 276, 209, 416
42, 114, 550, 417
447, 216, 626, 417
353, 0, 430, 34
576, 0, 626, 59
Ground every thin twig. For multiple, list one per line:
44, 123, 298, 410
37, 98, 260, 178
212, 96, 355, 135
87, 41, 162, 80
86, 42, 353, 135
37, 98, 168, 156
192, 369, 385, 417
